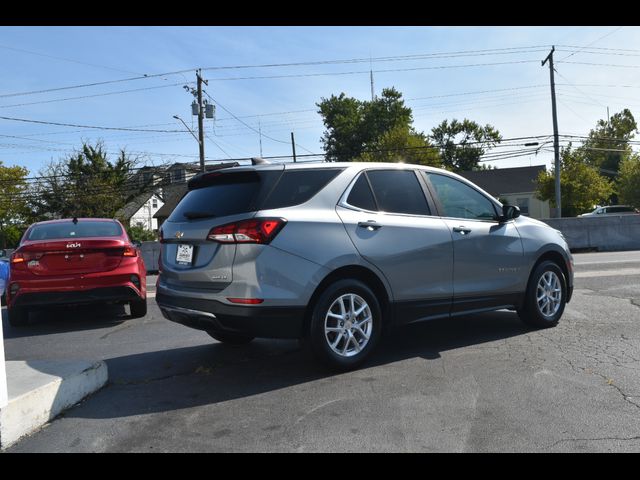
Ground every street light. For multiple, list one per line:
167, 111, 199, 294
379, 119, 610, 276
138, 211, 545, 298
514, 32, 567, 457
173, 115, 201, 146
173, 114, 206, 172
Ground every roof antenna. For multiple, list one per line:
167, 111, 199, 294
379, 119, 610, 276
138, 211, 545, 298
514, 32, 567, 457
251, 157, 270, 165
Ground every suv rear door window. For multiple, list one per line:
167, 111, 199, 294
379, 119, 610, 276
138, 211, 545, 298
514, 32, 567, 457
261, 169, 343, 210
366, 170, 430, 215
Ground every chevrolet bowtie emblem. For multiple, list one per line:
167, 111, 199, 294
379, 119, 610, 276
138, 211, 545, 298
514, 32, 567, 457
175, 231, 184, 239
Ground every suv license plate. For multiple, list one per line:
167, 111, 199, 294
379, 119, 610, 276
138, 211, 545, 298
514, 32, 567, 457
176, 244, 194, 264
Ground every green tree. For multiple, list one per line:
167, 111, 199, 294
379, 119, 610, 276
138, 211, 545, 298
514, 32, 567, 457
617, 154, 640, 208
30, 141, 140, 220
358, 125, 441, 166
127, 222, 157, 243
0, 161, 29, 248
582, 108, 637, 175
536, 145, 614, 217
317, 87, 413, 162
429, 119, 502, 172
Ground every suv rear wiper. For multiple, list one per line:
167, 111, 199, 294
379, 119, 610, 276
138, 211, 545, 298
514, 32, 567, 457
183, 211, 217, 219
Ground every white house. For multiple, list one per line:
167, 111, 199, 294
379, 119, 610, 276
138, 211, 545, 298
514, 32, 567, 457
117, 192, 165, 232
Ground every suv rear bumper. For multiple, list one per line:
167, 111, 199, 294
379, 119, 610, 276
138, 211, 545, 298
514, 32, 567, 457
156, 291, 305, 339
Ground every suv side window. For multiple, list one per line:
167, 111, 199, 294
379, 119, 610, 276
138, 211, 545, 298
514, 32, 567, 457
426, 173, 498, 221
346, 173, 377, 211
262, 169, 343, 210
366, 170, 431, 216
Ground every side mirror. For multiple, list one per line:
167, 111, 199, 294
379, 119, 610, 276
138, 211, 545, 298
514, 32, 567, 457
499, 205, 520, 223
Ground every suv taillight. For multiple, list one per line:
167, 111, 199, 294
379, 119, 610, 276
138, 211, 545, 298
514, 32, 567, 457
207, 218, 287, 244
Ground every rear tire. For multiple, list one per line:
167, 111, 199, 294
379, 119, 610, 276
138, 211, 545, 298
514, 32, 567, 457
518, 260, 567, 329
130, 298, 147, 318
207, 331, 255, 345
8, 306, 29, 327
307, 279, 382, 371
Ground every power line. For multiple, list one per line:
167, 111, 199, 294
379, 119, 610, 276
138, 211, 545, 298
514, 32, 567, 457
0, 43, 144, 76
556, 27, 624, 62
0, 115, 186, 133
202, 91, 315, 155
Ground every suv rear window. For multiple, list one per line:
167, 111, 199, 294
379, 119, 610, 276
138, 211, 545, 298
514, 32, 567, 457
168, 171, 281, 222
27, 221, 122, 240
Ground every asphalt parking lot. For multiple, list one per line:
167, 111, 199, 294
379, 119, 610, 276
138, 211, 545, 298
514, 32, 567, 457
2, 250, 640, 452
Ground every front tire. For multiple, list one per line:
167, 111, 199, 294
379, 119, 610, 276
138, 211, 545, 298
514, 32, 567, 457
8, 305, 29, 327
308, 279, 382, 371
518, 260, 567, 328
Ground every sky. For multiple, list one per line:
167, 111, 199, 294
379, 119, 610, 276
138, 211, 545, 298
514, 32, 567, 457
1, 26, 640, 176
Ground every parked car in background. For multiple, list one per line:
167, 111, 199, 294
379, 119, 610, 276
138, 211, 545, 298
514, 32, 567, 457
5, 218, 147, 326
578, 205, 639, 217
156, 161, 574, 370
0, 249, 9, 305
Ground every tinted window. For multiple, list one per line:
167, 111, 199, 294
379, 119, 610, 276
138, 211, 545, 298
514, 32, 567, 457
27, 221, 122, 240
366, 170, 430, 215
426, 173, 497, 220
262, 169, 343, 210
346, 174, 377, 211
169, 171, 280, 222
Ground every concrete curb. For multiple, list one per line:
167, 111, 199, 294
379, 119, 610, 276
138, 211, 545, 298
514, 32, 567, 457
0, 359, 108, 449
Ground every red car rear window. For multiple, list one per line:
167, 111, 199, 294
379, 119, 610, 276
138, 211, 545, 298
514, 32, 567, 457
27, 221, 123, 241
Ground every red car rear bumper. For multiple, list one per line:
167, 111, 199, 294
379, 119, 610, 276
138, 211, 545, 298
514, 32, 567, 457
6, 260, 146, 309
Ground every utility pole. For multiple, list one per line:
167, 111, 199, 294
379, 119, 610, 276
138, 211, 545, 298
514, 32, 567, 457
542, 46, 561, 218
258, 118, 263, 157
196, 69, 207, 173
370, 55, 375, 101
291, 132, 297, 163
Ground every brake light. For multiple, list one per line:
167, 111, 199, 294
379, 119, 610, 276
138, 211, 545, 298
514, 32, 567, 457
123, 246, 138, 257
207, 218, 287, 244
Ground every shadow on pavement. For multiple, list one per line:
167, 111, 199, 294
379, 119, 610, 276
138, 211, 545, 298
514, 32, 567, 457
1, 303, 130, 338
64, 309, 531, 420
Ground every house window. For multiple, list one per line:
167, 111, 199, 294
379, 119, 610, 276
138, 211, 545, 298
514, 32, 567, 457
152, 199, 158, 209
517, 198, 530, 216
172, 169, 185, 183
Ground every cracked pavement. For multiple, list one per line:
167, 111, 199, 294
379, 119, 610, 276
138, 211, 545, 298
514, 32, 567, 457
2, 251, 640, 452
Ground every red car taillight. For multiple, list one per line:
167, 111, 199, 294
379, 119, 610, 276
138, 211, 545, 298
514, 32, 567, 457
123, 246, 138, 257
10, 252, 25, 264
207, 218, 287, 244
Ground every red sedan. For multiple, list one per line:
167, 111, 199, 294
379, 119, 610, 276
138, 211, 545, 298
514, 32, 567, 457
6, 218, 147, 326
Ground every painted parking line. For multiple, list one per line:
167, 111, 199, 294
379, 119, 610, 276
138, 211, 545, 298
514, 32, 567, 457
575, 268, 640, 278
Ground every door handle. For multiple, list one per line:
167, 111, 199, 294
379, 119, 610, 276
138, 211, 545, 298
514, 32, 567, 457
452, 226, 472, 235
358, 220, 382, 231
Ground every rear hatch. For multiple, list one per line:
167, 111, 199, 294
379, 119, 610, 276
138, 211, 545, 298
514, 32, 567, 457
160, 166, 284, 291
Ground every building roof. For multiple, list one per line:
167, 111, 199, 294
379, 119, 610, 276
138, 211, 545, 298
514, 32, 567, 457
116, 191, 156, 220
457, 165, 546, 196
154, 185, 187, 220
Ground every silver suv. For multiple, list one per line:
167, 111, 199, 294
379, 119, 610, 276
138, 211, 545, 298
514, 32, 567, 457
156, 162, 574, 370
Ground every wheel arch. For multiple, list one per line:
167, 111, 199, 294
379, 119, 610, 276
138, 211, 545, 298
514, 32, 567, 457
525, 248, 572, 304
303, 265, 392, 336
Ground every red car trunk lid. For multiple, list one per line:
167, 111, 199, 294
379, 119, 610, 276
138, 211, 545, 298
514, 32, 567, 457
19, 238, 128, 276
